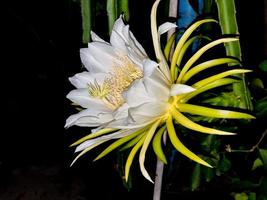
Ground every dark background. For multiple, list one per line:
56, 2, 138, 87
1, 0, 266, 199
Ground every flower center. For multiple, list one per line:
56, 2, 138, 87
88, 56, 143, 110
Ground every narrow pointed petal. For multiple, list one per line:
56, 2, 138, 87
90, 31, 107, 43
158, 22, 177, 35
65, 108, 113, 128
70, 140, 107, 166
69, 72, 106, 89
139, 120, 161, 183
170, 108, 235, 135
166, 117, 212, 167
177, 103, 255, 119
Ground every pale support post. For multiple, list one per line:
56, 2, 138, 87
153, 1, 178, 200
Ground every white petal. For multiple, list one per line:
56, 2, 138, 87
80, 42, 118, 73
158, 22, 177, 35
128, 101, 168, 125
69, 72, 106, 88
142, 59, 158, 77
125, 81, 152, 107
65, 108, 113, 128
143, 77, 170, 101
90, 31, 107, 43
112, 16, 125, 34
66, 88, 109, 109
170, 84, 196, 96
110, 30, 128, 53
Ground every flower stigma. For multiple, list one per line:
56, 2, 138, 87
88, 56, 143, 110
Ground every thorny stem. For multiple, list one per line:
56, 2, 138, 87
226, 129, 267, 153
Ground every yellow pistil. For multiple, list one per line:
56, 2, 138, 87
88, 56, 143, 110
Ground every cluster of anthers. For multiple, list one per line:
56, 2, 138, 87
65, 0, 254, 183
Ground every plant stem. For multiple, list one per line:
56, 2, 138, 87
107, 0, 117, 35
226, 129, 267, 153
81, 0, 92, 43
215, 0, 253, 110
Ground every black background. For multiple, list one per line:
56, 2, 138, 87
1, 0, 266, 199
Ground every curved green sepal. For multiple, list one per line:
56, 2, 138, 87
139, 120, 161, 183
125, 134, 146, 182
152, 126, 167, 164
166, 116, 212, 167
182, 58, 241, 83
94, 127, 147, 161
120, 132, 146, 151
179, 78, 239, 103
170, 107, 235, 135
170, 19, 217, 81
177, 103, 255, 119
70, 128, 116, 147
192, 69, 251, 88
177, 38, 238, 83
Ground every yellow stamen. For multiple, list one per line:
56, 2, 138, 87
88, 56, 143, 110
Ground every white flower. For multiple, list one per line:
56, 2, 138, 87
66, 0, 254, 183
65, 16, 162, 128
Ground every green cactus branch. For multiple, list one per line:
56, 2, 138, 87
216, 0, 253, 110
81, 0, 92, 44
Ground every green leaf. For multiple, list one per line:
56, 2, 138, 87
259, 60, 267, 72
191, 164, 201, 191
233, 193, 248, 200
251, 158, 264, 171
216, 154, 231, 176
255, 98, 267, 117
259, 149, 267, 172
202, 166, 215, 182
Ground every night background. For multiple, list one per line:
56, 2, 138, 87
1, 0, 267, 199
